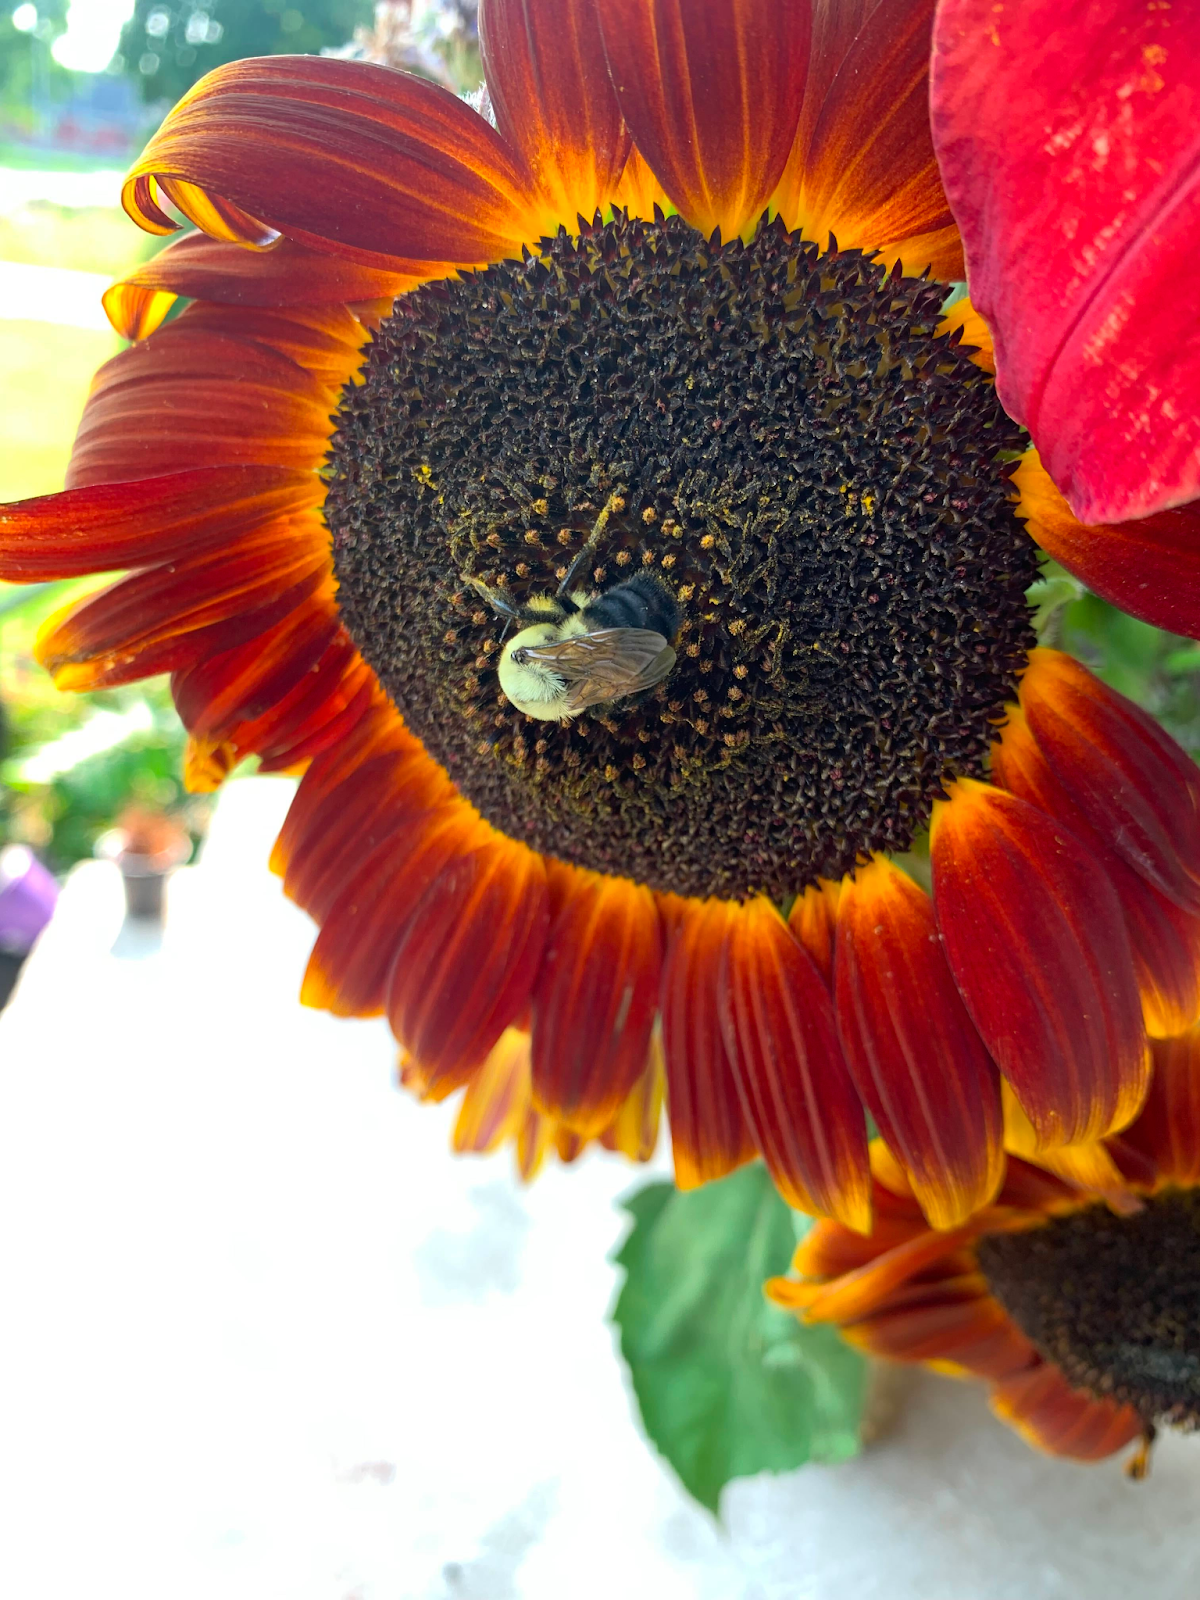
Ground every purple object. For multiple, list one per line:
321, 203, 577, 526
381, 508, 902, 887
0, 846, 59, 956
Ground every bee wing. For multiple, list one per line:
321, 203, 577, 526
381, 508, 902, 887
517, 628, 676, 714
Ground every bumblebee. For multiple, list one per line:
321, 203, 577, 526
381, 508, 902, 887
474, 571, 681, 722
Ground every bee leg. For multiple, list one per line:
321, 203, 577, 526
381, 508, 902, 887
555, 490, 626, 598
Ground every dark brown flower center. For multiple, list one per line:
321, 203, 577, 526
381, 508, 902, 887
326, 212, 1035, 898
979, 1189, 1200, 1431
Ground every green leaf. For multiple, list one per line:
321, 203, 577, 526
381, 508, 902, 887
611, 1164, 867, 1513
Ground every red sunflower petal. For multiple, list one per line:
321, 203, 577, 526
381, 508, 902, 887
719, 896, 870, 1230
787, 878, 840, 988
598, 1045, 665, 1163
1018, 649, 1200, 906
1117, 1029, 1200, 1189
66, 318, 334, 488
775, 0, 961, 279
34, 516, 330, 691
991, 691, 1200, 1039
834, 857, 1004, 1230
103, 233, 425, 342
796, 1221, 983, 1323
843, 1294, 1035, 1379
386, 840, 550, 1092
0, 466, 319, 581
480, 0, 630, 225
1014, 451, 1200, 642
123, 56, 546, 267
301, 807, 486, 1017
277, 726, 457, 924
596, 0, 811, 239
990, 1362, 1145, 1462
530, 865, 663, 1136
931, 0, 1200, 524
452, 1028, 533, 1155
659, 896, 757, 1188
931, 779, 1149, 1149
177, 301, 369, 386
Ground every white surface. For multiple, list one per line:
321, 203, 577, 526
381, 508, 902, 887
0, 166, 126, 213
0, 257, 114, 329
1, 776, 1199, 1600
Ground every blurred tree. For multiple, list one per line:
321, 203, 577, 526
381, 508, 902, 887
118, 0, 375, 104
0, 3, 72, 126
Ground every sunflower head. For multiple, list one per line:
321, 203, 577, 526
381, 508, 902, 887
769, 1031, 1200, 1470
2, 0, 1199, 1222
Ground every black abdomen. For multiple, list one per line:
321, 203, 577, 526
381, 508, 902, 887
585, 573, 680, 639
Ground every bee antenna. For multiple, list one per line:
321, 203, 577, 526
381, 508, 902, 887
468, 576, 521, 620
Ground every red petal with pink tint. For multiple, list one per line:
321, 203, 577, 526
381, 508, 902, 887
931, 0, 1200, 523
67, 318, 334, 488
835, 857, 1003, 1229
0, 466, 319, 581
480, 0, 629, 224
596, 0, 811, 239
103, 233, 422, 341
991, 1362, 1144, 1462
1014, 451, 1200, 641
719, 897, 870, 1229
387, 842, 549, 1090
124, 56, 543, 267
931, 779, 1148, 1148
530, 868, 663, 1136
659, 897, 757, 1188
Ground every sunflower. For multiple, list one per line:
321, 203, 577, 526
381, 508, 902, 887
769, 1029, 1200, 1472
2, 0, 1199, 1225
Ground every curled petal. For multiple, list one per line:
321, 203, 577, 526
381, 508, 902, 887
597, 0, 811, 239
301, 808, 485, 1017
931, 0, 1200, 523
719, 897, 870, 1229
530, 867, 663, 1135
124, 56, 545, 267
931, 779, 1148, 1148
67, 318, 334, 488
835, 857, 1003, 1228
0, 466, 319, 581
659, 896, 756, 1188
1017, 650, 1200, 909
1014, 450, 1200, 642
795, 1222, 982, 1324
35, 518, 330, 690
387, 841, 549, 1090
787, 878, 840, 988
775, 0, 961, 278
990, 1362, 1145, 1462
480, 0, 629, 224
103, 232, 424, 341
